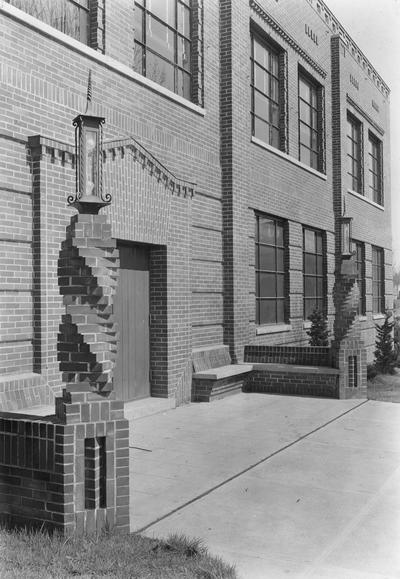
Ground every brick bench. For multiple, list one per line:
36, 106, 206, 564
244, 363, 340, 398
192, 345, 253, 402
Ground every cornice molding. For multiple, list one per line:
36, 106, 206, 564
346, 95, 385, 136
305, 0, 389, 97
103, 138, 196, 198
249, 0, 327, 79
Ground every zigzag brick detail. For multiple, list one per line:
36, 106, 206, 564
57, 214, 119, 393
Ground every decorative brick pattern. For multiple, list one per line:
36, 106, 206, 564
244, 345, 332, 367
245, 367, 339, 398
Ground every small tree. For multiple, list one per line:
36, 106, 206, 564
374, 311, 396, 374
307, 308, 329, 346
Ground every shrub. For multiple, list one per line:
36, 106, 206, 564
307, 308, 329, 347
367, 363, 378, 380
374, 310, 396, 374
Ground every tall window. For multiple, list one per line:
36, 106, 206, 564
251, 34, 283, 150
298, 71, 323, 171
134, 0, 192, 100
5, 0, 90, 44
255, 215, 286, 325
303, 228, 324, 319
347, 113, 362, 193
368, 132, 383, 205
353, 241, 366, 315
372, 247, 385, 314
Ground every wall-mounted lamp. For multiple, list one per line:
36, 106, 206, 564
340, 216, 353, 258
68, 72, 111, 213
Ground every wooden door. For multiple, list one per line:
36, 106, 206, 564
114, 244, 150, 401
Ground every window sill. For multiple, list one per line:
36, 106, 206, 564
256, 324, 291, 335
1, 2, 206, 117
251, 137, 327, 180
373, 313, 386, 320
348, 190, 384, 211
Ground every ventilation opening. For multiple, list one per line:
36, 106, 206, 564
84, 437, 106, 509
348, 355, 358, 388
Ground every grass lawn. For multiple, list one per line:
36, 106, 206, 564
368, 369, 400, 403
0, 528, 238, 579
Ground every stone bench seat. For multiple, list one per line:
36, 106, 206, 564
193, 363, 253, 381
245, 362, 340, 398
192, 345, 252, 402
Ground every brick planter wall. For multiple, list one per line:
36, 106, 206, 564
244, 345, 332, 367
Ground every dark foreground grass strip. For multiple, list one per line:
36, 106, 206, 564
137, 399, 369, 533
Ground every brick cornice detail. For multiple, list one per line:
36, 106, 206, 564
103, 138, 196, 198
27, 135, 75, 164
249, 0, 327, 79
346, 95, 385, 136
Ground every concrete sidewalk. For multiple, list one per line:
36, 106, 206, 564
128, 393, 400, 578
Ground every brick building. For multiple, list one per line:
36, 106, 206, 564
0, 0, 392, 410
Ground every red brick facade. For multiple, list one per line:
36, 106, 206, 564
0, 0, 392, 409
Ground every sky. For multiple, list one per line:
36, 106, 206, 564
325, 0, 400, 268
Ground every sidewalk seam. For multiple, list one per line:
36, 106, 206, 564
134, 399, 369, 533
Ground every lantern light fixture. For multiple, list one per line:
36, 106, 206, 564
68, 71, 111, 213
340, 215, 353, 258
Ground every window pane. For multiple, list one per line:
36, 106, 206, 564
254, 39, 269, 69
317, 278, 324, 298
277, 299, 285, 323
276, 247, 284, 271
300, 145, 311, 166
299, 77, 310, 101
299, 100, 311, 124
147, 16, 174, 60
254, 64, 268, 94
259, 218, 275, 244
254, 91, 269, 121
304, 229, 315, 252
271, 103, 280, 127
178, 2, 190, 36
146, 51, 175, 91
133, 43, 144, 74
276, 223, 284, 246
304, 254, 316, 275
305, 276, 316, 297
254, 117, 269, 142
271, 78, 279, 102
260, 273, 276, 297
134, 5, 143, 42
259, 245, 275, 270
300, 122, 310, 146
177, 69, 191, 99
259, 300, 276, 324
177, 36, 191, 70
270, 127, 280, 148
148, 0, 175, 25
305, 299, 316, 319
276, 274, 285, 296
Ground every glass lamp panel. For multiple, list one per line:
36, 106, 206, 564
84, 128, 98, 196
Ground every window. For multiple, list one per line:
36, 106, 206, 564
347, 113, 362, 193
134, 0, 193, 100
303, 228, 324, 319
255, 215, 286, 325
352, 241, 366, 315
251, 34, 283, 150
5, 0, 89, 44
372, 247, 385, 314
368, 133, 383, 205
298, 71, 323, 171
